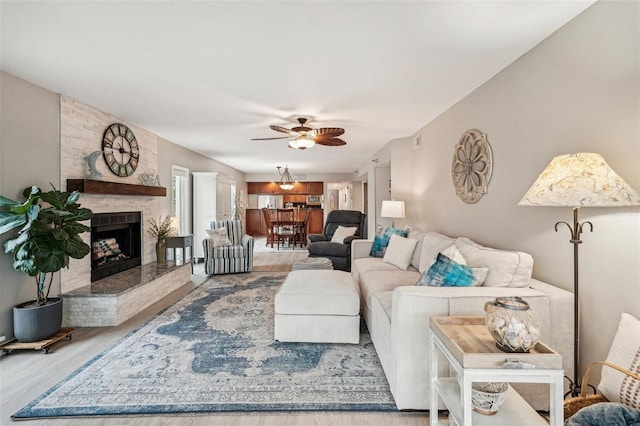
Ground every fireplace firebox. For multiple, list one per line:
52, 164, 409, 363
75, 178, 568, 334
91, 212, 142, 282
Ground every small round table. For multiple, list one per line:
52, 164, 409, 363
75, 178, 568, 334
292, 257, 334, 271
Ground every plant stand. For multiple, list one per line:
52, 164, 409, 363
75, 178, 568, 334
1, 328, 74, 354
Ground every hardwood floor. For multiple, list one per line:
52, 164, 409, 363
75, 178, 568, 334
0, 252, 431, 426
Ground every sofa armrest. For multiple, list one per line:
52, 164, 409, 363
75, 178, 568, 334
351, 239, 374, 260
343, 235, 363, 245
241, 234, 254, 249
386, 282, 574, 409
308, 234, 329, 243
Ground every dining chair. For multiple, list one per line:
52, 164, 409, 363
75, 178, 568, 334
296, 208, 311, 247
275, 208, 296, 249
261, 208, 276, 248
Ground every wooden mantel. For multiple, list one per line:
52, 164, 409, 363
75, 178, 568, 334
67, 179, 167, 197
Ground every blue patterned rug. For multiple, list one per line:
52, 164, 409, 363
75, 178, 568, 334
13, 272, 395, 419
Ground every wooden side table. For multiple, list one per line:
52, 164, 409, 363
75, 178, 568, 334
165, 235, 194, 273
429, 316, 564, 426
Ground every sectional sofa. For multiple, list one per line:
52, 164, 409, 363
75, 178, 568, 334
351, 229, 574, 411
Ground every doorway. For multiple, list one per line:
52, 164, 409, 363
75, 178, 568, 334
171, 165, 190, 235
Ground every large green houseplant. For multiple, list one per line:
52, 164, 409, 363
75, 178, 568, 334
0, 185, 93, 342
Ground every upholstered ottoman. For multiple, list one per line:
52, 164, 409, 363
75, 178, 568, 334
274, 270, 360, 344
291, 256, 334, 271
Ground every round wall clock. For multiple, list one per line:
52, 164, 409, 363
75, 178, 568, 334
102, 123, 140, 177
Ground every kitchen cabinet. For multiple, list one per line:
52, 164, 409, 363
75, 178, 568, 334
308, 209, 324, 235
246, 181, 324, 196
245, 209, 263, 235
290, 182, 309, 194
247, 182, 262, 194
261, 182, 280, 194
308, 182, 324, 195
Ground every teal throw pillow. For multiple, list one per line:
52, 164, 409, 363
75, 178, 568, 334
370, 227, 408, 258
418, 252, 476, 287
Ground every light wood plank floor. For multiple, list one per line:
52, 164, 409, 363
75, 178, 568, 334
0, 252, 432, 426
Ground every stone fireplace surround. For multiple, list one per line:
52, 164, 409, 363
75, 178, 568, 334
59, 95, 191, 327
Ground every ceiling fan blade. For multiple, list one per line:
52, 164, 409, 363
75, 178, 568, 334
311, 127, 345, 138
315, 137, 346, 147
270, 125, 297, 135
251, 136, 293, 141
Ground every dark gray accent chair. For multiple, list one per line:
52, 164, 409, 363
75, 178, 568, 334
307, 210, 367, 271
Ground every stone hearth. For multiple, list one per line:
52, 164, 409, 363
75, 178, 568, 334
63, 262, 191, 327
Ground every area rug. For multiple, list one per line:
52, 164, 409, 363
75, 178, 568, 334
13, 272, 395, 419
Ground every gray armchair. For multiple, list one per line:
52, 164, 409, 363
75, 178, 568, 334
307, 210, 367, 271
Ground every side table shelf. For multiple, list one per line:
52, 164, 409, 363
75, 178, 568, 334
164, 235, 194, 273
429, 316, 564, 426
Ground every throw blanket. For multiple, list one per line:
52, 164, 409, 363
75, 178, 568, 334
566, 402, 640, 426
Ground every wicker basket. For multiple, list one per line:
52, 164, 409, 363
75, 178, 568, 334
564, 361, 640, 419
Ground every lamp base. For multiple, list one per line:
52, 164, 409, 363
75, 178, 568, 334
564, 375, 596, 399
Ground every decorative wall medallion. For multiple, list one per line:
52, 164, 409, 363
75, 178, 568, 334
102, 123, 140, 177
451, 129, 493, 204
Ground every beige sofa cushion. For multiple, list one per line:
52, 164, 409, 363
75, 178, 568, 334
359, 270, 421, 313
407, 229, 426, 270
418, 232, 456, 273
455, 237, 533, 288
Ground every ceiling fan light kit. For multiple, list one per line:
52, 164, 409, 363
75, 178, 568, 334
253, 117, 347, 150
289, 136, 315, 150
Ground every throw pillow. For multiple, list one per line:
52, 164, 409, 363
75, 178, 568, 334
598, 313, 640, 410
382, 234, 419, 271
205, 227, 233, 247
418, 232, 456, 273
441, 244, 467, 265
441, 244, 489, 286
369, 227, 409, 258
330, 225, 358, 243
407, 229, 426, 270
417, 253, 487, 287
454, 237, 533, 288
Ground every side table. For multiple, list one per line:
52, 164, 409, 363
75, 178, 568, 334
429, 316, 564, 426
165, 235, 194, 273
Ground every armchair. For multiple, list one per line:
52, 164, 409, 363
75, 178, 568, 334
307, 210, 367, 271
203, 220, 254, 275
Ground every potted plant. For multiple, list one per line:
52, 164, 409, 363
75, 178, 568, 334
147, 215, 176, 263
0, 185, 93, 342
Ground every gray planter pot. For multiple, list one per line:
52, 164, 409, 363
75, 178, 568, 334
13, 298, 63, 343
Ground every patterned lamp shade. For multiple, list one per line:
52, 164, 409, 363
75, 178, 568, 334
519, 153, 639, 207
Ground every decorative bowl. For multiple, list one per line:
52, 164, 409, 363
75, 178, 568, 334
472, 382, 508, 415
484, 296, 540, 353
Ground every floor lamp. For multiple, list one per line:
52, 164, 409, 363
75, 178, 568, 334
519, 153, 639, 397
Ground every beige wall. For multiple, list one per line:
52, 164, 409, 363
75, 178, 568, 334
392, 0, 639, 379
0, 72, 61, 340
0, 72, 246, 340
158, 136, 247, 231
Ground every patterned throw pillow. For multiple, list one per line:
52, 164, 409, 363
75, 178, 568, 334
369, 227, 409, 258
206, 227, 233, 247
598, 313, 640, 409
417, 253, 488, 287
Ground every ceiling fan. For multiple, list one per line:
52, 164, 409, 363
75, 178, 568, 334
251, 117, 346, 150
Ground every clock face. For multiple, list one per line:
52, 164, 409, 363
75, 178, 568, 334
102, 123, 140, 177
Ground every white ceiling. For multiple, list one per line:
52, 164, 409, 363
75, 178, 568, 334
1, 1, 594, 175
